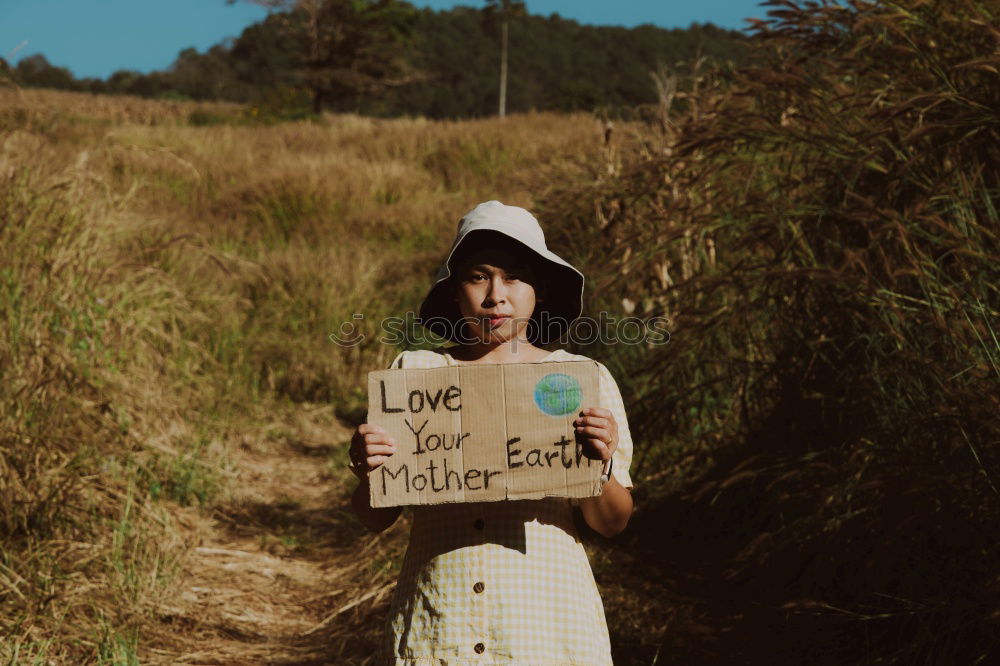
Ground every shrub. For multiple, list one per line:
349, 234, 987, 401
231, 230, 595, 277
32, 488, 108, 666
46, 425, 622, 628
543, 0, 1000, 661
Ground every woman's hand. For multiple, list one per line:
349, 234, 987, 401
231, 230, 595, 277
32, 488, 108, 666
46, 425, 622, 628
573, 407, 618, 462
349, 423, 402, 532
349, 424, 396, 479
574, 407, 632, 538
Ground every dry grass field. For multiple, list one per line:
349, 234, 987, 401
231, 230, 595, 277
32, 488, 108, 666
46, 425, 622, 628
3, 3, 998, 660
1, 87, 635, 664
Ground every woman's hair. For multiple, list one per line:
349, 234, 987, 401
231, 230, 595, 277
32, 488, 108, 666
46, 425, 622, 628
446, 232, 555, 344
448, 232, 549, 298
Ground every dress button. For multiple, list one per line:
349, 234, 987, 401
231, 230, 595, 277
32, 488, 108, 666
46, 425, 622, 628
474, 642, 485, 654
473, 518, 484, 530
473, 581, 485, 594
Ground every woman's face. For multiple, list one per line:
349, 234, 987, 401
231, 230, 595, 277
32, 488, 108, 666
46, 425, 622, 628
452, 245, 541, 345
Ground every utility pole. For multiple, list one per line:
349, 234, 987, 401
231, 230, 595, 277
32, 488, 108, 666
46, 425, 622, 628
499, 17, 508, 117
485, 1, 524, 118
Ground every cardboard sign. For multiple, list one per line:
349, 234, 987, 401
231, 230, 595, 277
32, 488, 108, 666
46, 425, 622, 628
366, 360, 603, 508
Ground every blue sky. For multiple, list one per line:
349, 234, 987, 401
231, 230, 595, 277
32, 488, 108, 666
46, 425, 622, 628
1, 1, 769, 79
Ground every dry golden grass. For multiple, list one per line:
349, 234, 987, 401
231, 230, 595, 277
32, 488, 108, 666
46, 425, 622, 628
1, 87, 244, 126
8, 5, 987, 662
540, 1, 1000, 662
0, 87, 609, 664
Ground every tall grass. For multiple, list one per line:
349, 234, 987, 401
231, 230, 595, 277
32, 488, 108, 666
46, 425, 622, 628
0, 130, 198, 662
9, 6, 996, 657
543, 0, 999, 662
0, 86, 602, 661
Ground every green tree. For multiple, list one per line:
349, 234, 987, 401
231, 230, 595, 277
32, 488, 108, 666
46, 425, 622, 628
169, 46, 244, 100
15, 54, 77, 90
238, 0, 414, 113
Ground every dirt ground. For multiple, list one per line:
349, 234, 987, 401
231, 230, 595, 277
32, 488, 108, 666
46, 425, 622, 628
139, 406, 703, 666
144, 407, 408, 665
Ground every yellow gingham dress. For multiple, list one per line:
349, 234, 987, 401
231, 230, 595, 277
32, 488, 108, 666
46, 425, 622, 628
377, 348, 634, 666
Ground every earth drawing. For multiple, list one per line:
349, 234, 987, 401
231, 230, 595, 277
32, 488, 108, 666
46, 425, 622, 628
533, 373, 582, 416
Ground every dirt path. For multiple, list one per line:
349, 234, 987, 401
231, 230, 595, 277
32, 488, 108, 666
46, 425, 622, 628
145, 408, 407, 665
137, 407, 700, 665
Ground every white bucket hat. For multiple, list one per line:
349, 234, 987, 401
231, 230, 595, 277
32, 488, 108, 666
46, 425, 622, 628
418, 200, 585, 344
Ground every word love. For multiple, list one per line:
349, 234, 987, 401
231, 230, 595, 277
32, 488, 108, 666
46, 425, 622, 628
380, 380, 461, 414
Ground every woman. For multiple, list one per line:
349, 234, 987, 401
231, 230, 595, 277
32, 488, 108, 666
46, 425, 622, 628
349, 200, 634, 665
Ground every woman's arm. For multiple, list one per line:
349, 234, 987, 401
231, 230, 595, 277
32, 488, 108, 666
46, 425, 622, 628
351, 476, 402, 532
579, 475, 633, 537
573, 406, 635, 537
349, 423, 403, 532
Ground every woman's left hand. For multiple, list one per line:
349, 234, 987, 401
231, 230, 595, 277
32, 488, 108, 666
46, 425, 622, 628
573, 407, 618, 462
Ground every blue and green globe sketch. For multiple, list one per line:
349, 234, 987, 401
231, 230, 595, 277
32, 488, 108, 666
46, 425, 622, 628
533, 373, 582, 416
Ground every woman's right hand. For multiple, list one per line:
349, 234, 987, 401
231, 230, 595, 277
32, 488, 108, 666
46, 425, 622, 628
349, 424, 396, 480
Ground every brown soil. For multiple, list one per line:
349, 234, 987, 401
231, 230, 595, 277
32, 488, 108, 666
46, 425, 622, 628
144, 407, 408, 665
138, 406, 701, 665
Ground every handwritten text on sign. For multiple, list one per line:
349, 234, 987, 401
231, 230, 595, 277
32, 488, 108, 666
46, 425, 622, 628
366, 360, 602, 507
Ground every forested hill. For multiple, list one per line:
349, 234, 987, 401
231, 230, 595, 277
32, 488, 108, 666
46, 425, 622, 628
391, 8, 748, 117
6, 4, 748, 118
